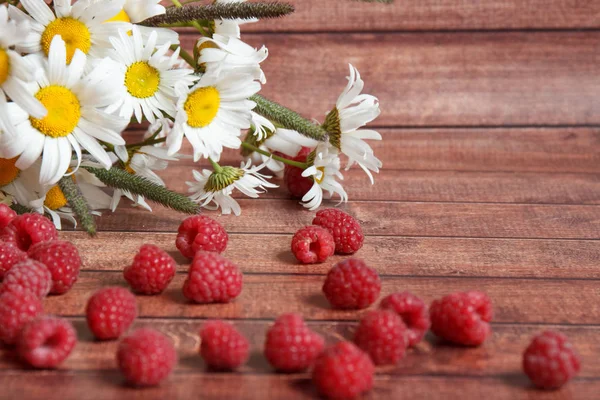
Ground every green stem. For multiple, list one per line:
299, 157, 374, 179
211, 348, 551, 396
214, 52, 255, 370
169, 0, 209, 36
208, 157, 223, 172
58, 176, 97, 236
170, 44, 196, 68
241, 142, 307, 169
125, 137, 167, 149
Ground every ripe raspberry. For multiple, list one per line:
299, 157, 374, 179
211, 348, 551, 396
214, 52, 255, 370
0, 213, 57, 252
523, 331, 581, 390
124, 244, 176, 295
380, 292, 430, 347
429, 291, 493, 346
86, 287, 137, 340
0, 241, 28, 280
264, 313, 325, 372
183, 251, 243, 304
291, 225, 335, 264
200, 320, 249, 370
0, 289, 43, 345
0, 259, 52, 299
28, 240, 81, 295
117, 328, 177, 386
284, 147, 313, 198
176, 215, 228, 259
0, 204, 16, 230
17, 317, 77, 368
322, 258, 381, 310
312, 342, 374, 400
354, 310, 407, 365
313, 209, 364, 255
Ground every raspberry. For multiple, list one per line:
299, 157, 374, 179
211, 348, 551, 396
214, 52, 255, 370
523, 331, 581, 390
124, 244, 176, 295
200, 320, 249, 370
313, 209, 364, 255
0, 204, 17, 230
322, 258, 381, 310
86, 287, 137, 340
264, 313, 325, 372
0, 259, 52, 299
183, 251, 243, 304
380, 292, 430, 347
284, 147, 313, 198
312, 342, 374, 400
176, 215, 228, 259
117, 328, 177, 386
429, 291, 493, 346
28, 240, 81, 295
354, 310, 407, 365
0, 213, 57, 252
0, 241, 28, 280
0, 289, 43, 345
291, 225, 335, 264
17, 316, 77, 368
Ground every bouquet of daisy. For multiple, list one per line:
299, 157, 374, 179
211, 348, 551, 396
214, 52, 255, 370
0, 0, 384, 235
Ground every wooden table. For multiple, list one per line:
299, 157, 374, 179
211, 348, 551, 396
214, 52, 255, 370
3, 1, 600, 398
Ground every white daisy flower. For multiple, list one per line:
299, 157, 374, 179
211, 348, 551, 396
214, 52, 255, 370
187, 160, 277, 216
105, 27, 196, 124
0, 36, 128, 186
213, 0, 257, 39
301, 143, 347, 211
168, 71, 261, 161
324, 64, 382, 184
0, 156, 43, 208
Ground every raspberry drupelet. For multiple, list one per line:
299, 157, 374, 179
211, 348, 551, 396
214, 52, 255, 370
86, 287, 137, 340
18, 317, 77, 368
1, 213, 57, 252
291, 225, 335, 264
322, 258, 381, 310
200, 320, 249, 370
182, 251, 243, 304
312, 208, 364, 255
176, 215, 228, 259
354, 310, 408, 365
28, 240, 81, 295
124, 244, 176, 295
380, 292, 430, 347
0, 259, 52, 299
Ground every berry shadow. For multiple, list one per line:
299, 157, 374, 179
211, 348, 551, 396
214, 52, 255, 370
304, 293, 331, 310
276, 250, 298, 265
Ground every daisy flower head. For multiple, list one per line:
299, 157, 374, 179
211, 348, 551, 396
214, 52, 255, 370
187, 160, 277, 216
0, 156, 43, 208
213, 0, 258, 39
1, 35, 128, 186
323, 64, 382, 184
168, 71, 261, 161
301, 142, 347, 211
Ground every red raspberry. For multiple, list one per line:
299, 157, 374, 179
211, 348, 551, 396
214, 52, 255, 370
523, 331, 581, 390
429, 291, 493, 346
86, 287, 137, 340
28, 240, 81, 295
124, 244, 176, 295
200, 320, 249, 370
0, 259, 52, 299
291, 225, 335, 264
313, 209, 364, 255
183, 251, 243, 304
0, 289, 43, 345
17, 316, 77, 368
380, 292, 430, 347
176, 215, 228, 259
117, 328, 177, 386
0, 204, 17, 230
354, 310, 407, 365
284, 147, 313, 198
312, 342, 374, 400
322, 258, 381, 310
0, 241, 28, 280
0, 213, 57, 252
264, 313, 325, 372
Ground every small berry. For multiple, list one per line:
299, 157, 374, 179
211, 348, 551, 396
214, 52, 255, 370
380, 292, 430, 347
17, 317, 77, 368
284, 147, 313, 198
183, 251, 243, 304
313, 208, 364, 255
523, 331, 581, 390
0, 259, 52, 299
28, 240, 81, 295
117, 328, 177, 386
0, 289, 43, 345
429, 291, 493, 346
0, 204, 17, 230
200, 320, 249, 370
291, 225, 335, 264
264, 313, 325, 372
124, 244, 176, 295
354, 310, 407, 365
312, 342, 374, 400
0, 241, 28, 280
0, 213, 57, 252
322, 258, 381, 310
176, 215, 228, 259
86, 287, 137, 340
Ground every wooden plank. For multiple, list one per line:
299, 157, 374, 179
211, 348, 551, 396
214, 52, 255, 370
43, 272, 600, 324
62, 232, 600, 279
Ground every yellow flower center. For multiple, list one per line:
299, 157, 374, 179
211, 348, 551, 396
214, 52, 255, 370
43, 185, 68, 210
125, 62, 160, 99
41, 17, 91, 64
105, 9, 131, 23
315, 166, 326, 184
184, 86, 220, 128
0, 157, 20, 186
30, 85, 81, 138
0, 48, 9, 86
